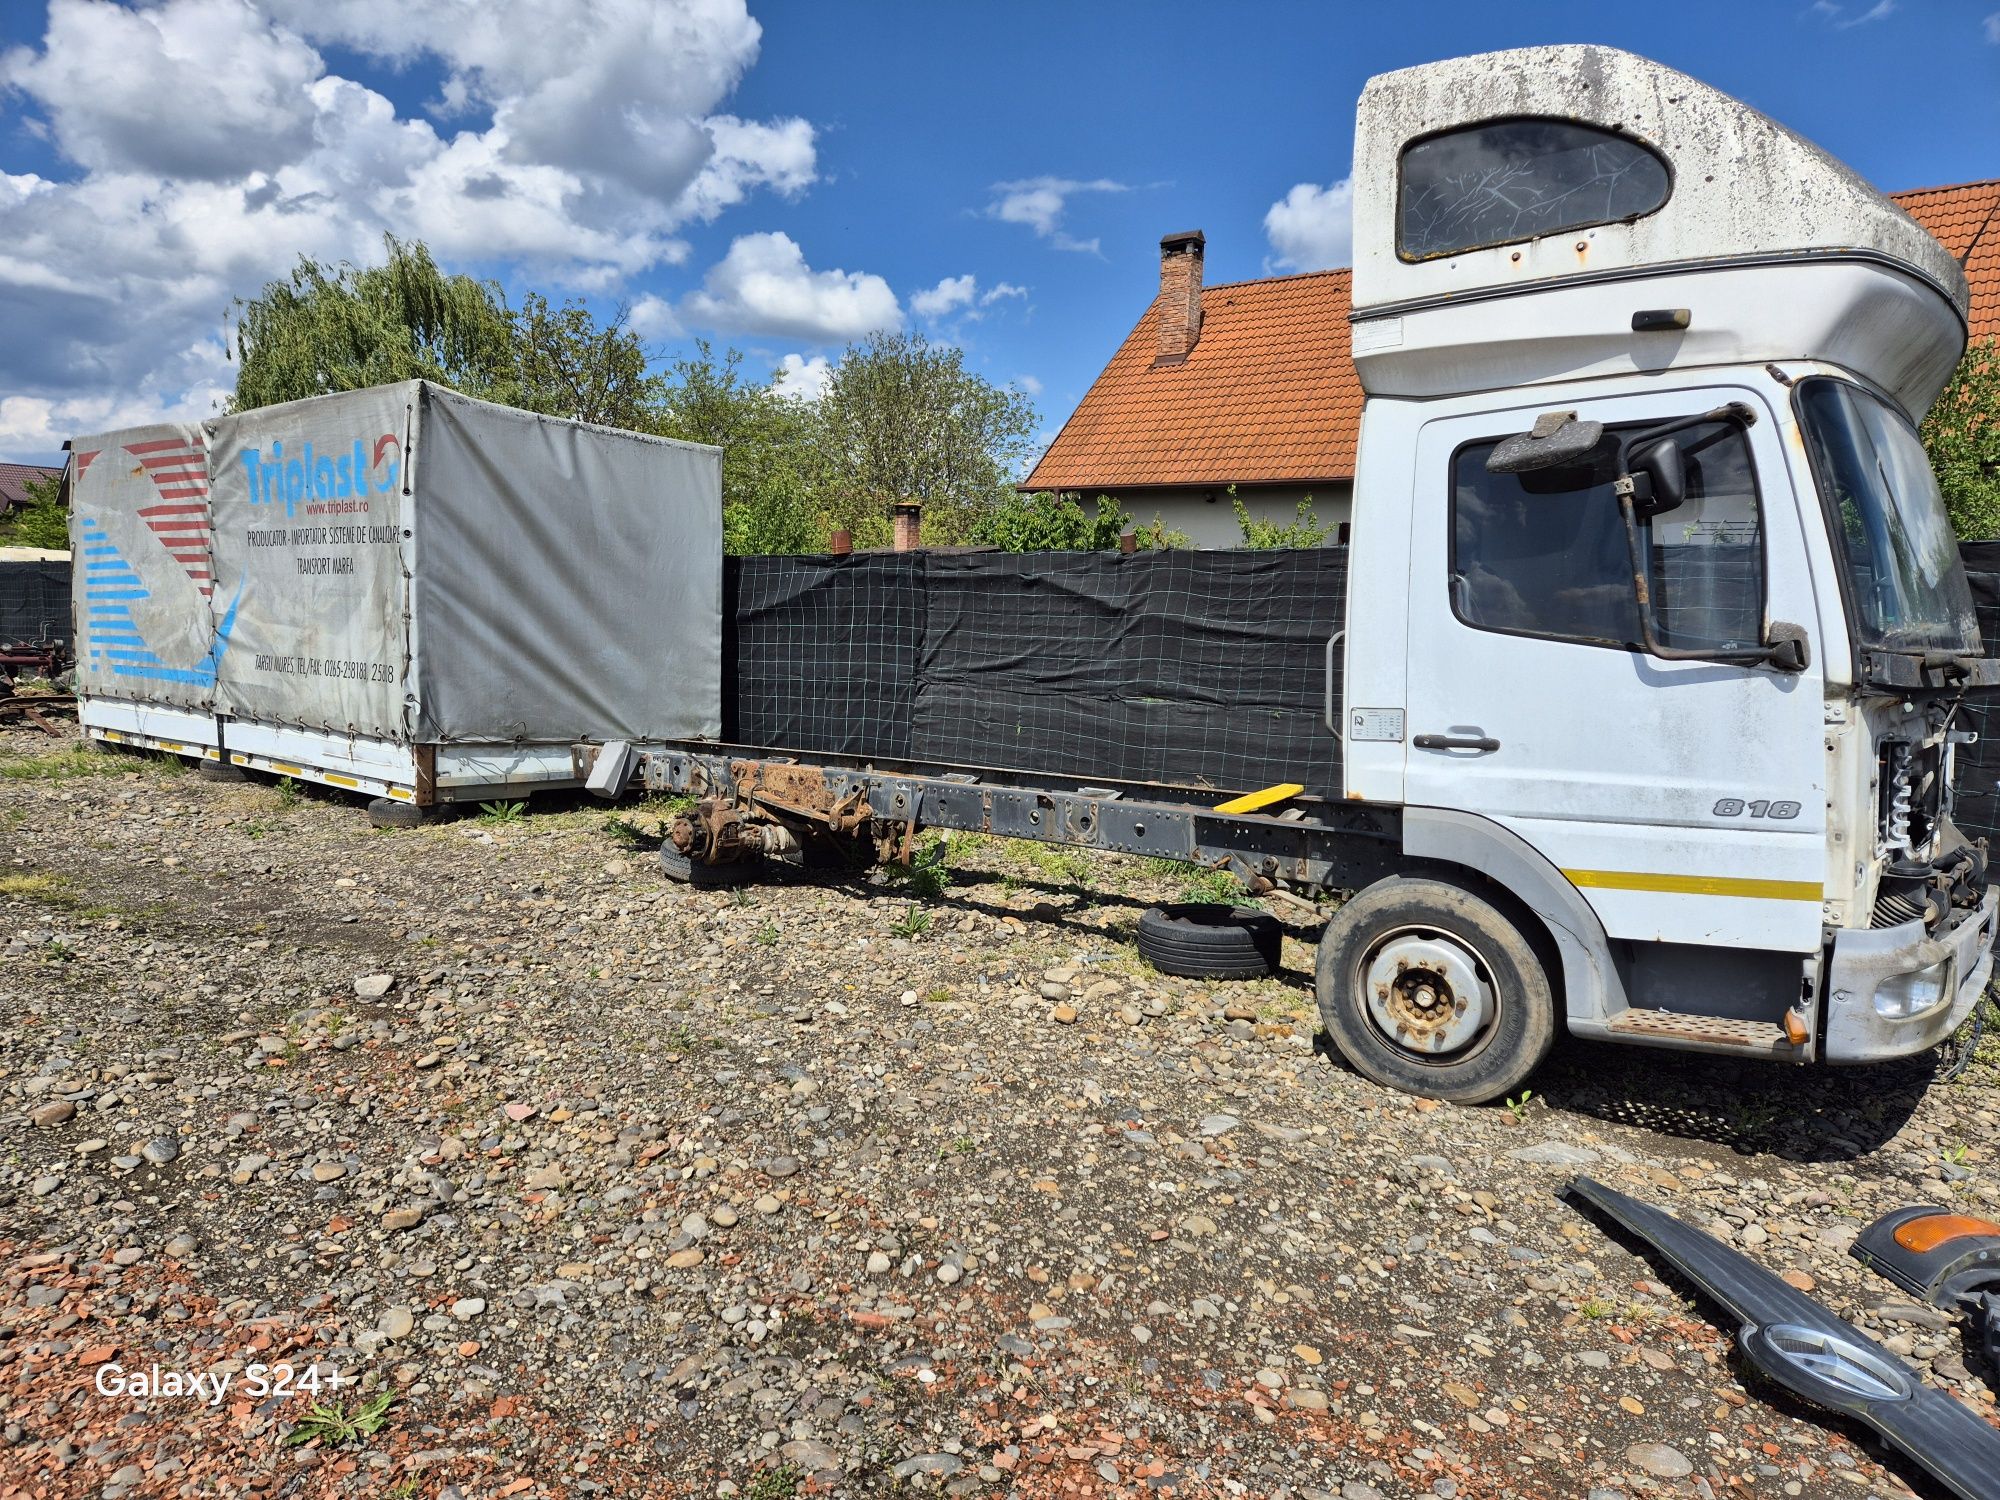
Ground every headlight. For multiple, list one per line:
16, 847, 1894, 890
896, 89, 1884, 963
1873, 957, 1953, 1019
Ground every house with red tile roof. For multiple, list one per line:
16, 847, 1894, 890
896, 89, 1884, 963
0, 461, 62, 516
1027, 180, 2000, 547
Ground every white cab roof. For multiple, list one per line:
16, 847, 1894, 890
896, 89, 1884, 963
1350, 45, 1966, 323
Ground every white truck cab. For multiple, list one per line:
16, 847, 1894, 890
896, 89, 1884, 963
1317, 45, 1999, 1101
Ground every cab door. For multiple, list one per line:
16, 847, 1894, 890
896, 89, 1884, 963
1400, 385, 1826, 952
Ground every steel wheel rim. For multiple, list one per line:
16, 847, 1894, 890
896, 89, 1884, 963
1356, 924, 1501, 1064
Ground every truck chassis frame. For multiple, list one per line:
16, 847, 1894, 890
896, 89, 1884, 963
580, 740, 1403, 895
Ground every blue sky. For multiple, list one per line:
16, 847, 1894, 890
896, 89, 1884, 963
0, 0, 1995, 465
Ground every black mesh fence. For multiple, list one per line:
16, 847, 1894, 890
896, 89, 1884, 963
723, 553, 922, 760
723, 548, 1348, 796
1956, 541, 2000, 848
0, 559, 70, 649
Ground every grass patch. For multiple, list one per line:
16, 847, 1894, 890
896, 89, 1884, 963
1017, 842, 1094, 888
0, 747, 129, 782
0, 872, 70, 904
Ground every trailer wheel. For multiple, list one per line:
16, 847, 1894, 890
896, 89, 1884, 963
1315, 876, 1554, 1104
659, 844, 760, 889
1136, 903, 1282, 979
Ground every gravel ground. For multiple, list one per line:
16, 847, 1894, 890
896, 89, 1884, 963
2, 724, 1997, 1500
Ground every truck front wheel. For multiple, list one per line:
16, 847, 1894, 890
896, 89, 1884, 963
1315, 875, 1555, 1104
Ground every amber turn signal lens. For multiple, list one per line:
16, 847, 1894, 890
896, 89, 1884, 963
1892, 1213, 2000, 1254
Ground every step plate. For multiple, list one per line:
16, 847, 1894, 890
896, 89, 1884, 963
1605, 1008, 1798, 1055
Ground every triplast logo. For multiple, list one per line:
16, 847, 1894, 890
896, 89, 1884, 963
239, 433, 400, 518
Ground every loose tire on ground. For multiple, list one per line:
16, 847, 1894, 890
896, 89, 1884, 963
658, 844, 760, 888
1314, 874, 1555, 1104
367, 797, 430, 829
1136, 902, 1283, 979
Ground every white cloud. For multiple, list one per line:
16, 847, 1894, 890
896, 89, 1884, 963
1263, 179, 1355, 272
1812, 0, 1897, 26
680, 231, 901, 342
912, 273, 978, 318
629, 293, 684, 341
986, 176, 1129, 253
1985, 10, 2000, 41
0, 0, 814, 456
909, 274, 1029, 325
0, 0, 325, 180
772, 352, 831, 402
1014, 374, 1043, 397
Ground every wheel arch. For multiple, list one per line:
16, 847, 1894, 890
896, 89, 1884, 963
1397, 806, 1624, 1028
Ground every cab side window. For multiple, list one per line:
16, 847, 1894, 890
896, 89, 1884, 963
1451, 420, 1764, 653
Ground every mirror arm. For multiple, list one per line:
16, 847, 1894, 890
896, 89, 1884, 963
1616, 495, 1804, 672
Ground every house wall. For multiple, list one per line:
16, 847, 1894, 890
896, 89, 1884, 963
1106, 482, 1354, 549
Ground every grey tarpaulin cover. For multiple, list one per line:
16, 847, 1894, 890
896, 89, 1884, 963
72, 381, 720, 746
410, 385, 720, 744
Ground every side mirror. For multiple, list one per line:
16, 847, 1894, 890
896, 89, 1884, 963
1764, 621, 1811, 673
1487, 411, 1606, 474
1626, 439, 1686, 519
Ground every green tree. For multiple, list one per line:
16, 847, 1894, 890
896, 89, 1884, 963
972, 492, 1188, 551
1923, 337, 2000, 539
656, 341, 827, 554
230, 237, 518, 412
511, 292, 659, 430
1233, 489, 1332, 548
1, 470, 68, 549
814, 332, 1038, 543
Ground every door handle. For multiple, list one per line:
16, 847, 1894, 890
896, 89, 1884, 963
1414, 732, 1500, 753
1323, 630, 1345, 734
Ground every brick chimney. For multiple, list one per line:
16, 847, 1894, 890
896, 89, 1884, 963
892, 501, 922, 552
1155, 230, 1205, 366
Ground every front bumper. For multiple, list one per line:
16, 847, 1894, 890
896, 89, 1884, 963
1822, 888, 1999, 1062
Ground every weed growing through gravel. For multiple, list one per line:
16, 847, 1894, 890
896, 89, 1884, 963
478, 799, 525, 825
891, 906, 932, 939
603, 816, 653, 850
275, 777, 301, 808
283, 1390, 396, 1447
887, 831, 956, 899
1180, 866, 1259, 907
743, 1465, 800, 1500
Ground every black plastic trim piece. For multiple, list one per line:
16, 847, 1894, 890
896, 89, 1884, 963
1563, 1176, 2000, 1500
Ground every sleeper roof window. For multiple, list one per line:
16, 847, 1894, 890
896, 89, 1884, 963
1398, 118, 1671, 261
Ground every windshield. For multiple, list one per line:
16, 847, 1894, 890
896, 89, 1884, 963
1796, 378, 1979, 656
